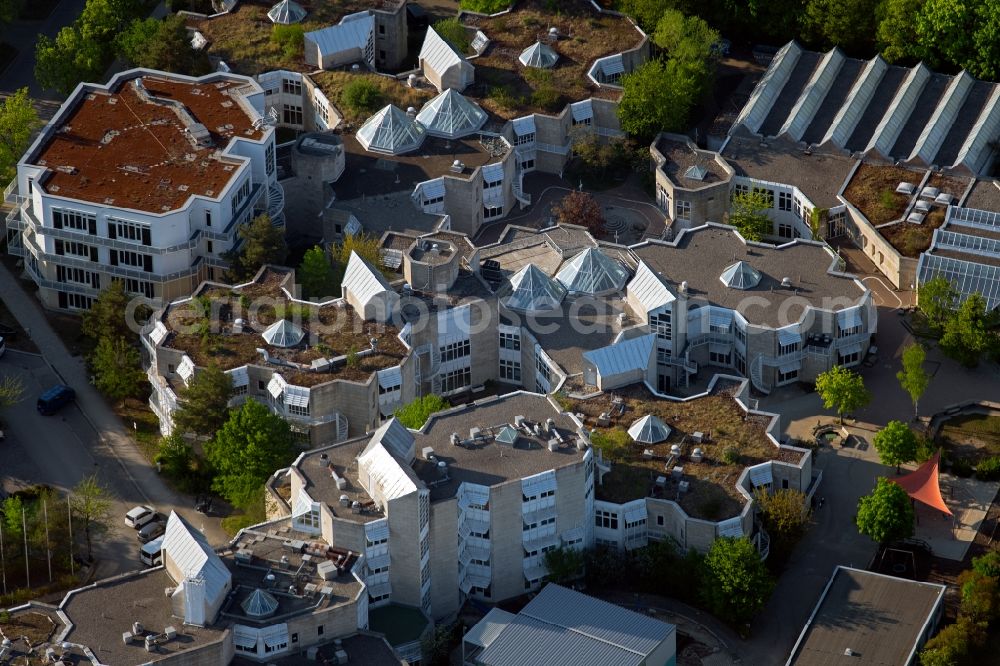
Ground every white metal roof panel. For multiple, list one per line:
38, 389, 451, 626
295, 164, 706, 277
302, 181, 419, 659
177, 355, 195, 381
226, 366, 249, 387
459, 483, 491, 508
522, 471, 557, 497
420, 26, 467, 76
306, 12, 372, 57
359, 442, 419, 500
377, 366, 402, 389
748, 464, 773, 488
482, 162, 504, 185
512, 116, 536, 136
779, 360, 802, 373
777, 327, 801, 346
365, 518, 390, 543
623, 503, 647, 523
837, 307, 863, 329
267, 373, 287, 399
708, 308, 734, 328
362, 417, 416, 463
284, 384, 310, 408
717, 516, 744, 537
628, 261, 675, 313
161, 512, 231, 606
582, 334, 655, 378
466, 608, 516, 649
342, 250, 394, 309
233, 625, 257, 648
149, 321, 168, 345
570, 99, 593, 122
840, 342, 863, 356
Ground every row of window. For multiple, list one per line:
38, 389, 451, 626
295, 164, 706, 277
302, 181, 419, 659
108, 218, 152, 246
54, 239, 97, 261
110, 249, 153, 272
523, 516, 555, 531
441, 367, 471, 393
500, 358, 521, 382
499, 331, 520, 350
440, 339, 470, 363
56, 266, 100, 289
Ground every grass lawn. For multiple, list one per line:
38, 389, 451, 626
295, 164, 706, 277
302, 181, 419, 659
843, 163, 914, 226
938, 413, 1000, 465
115, 396, 161, 462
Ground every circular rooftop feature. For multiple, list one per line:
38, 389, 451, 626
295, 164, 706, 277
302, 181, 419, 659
415, 89, 487, 140
519, 41, 559, 69
555, 247, 629, 295
241, 588, 279, 618
719, 260, 762, 290
356, 105, 426, 155
267, 0, 306, 24
628, 415, 672, 444
262, 319, 305, 348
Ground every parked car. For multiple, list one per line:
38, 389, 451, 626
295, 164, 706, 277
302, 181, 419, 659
125, 505, 157, 529
137, 519, 166, 544
37, 384, 75, 415
140, 535, 164, 567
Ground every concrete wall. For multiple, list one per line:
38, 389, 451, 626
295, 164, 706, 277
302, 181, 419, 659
429, 499, 460, 619
387, 492, 423, 608
374, 6, 408, 71
487, 478, 525, 602
155, 633, 232, 666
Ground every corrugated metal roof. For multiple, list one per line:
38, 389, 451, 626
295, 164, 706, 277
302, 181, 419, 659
627, 261, 675, 312
777, 326, 801, 346
466, 609, 516, 649
748, 463, 773, 488
481, 162, 504, 185
717, 516, 744, 537
161, 512, 231, 611
365, 518, 390, 542
305, 11, 372, 58
779, 359, 802, 373
522, 470, 557, 496
342, 250, 394, 309
837, 306, 863, 329
592, 53, 625, 77
582, 334, 655, 378
359, 441, 419, 501
377, 366, 402, 389
476, 584, 673, 666
420, 26, 467, 77
416, 177, 446, 201
362, 417, 416, 462
267, 373, 287, 399
570, 100, 593, 122
284, 384, 310, 408
708, 307, 734, 328
177, 355, 195, 381
512, 116, 536, 136
226, 366, 249, 387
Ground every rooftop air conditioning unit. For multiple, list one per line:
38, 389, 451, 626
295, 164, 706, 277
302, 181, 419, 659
339, 494, 350, 506
781, 277, 792, 288
548, 440, 559, 452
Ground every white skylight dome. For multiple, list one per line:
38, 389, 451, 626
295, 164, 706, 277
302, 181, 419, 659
356, 105, 426, 155
262, 319, 305, 347
499, 264, 567, 313
267, 0, 306, 24
519, 41, 559, 69
719, 260, 762, 290
555, 248, 629, 295
628, 414, 672, 444
415, 89, 487, 139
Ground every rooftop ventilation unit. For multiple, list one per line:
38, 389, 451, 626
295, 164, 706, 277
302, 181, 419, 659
781, 277, 792, 288
339, 494, 350, 506
684, 164, 707, 181
451, 432, 462, 446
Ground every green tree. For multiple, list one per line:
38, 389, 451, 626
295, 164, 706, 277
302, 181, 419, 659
341, 78, 385, 114
755, 489, 809, 544
815, 365, 871, 424
872, 420, 919, 473
915, 0, 1000, 80
917, 275, 957, 332
543, 546, 585, 584
653, 9, 719, 69
224, 214, 288, 281
729, 189, 773, 242
393, 394, 449, 429
618, 59, 702, 140
940, 293, 993, 367
83, 280, 133, 347
700, 537, 774, 627
69, 475, 114, 562
896, 343, 930, 418
619, 0, 677, 31
78, 0, 143, 45
0, 374, 25, 408
876, 0, 926, 63
330, 233, 385, 288
206, 399, 295, 510
116, 15, 211, 75
35, 27, 105, 95
91, 337, 145, 406
2, 494, 25, 543
0, 88, 41, 183
800, 0, 879, 53
271, 24, 304, 60
856, 477, 914, 544
173, 365, 234, 438
298, 245, 337, 300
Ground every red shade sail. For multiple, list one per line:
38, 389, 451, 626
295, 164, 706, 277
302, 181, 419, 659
890, 450, 952, 516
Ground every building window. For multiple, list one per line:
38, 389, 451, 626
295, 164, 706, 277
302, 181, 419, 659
595, 510, 618, 529
205, 210, 212, 227
124, 278, 154, 298
423, 195, 444, 206
778, 341, 800, 356
108, 218, 151, 245
499, 358, 521, 382
378, 23, 385, 34
709, 350, 731, 365
752, 187, 774, 207
778, 223, 794, 239
484, 177, 502, 189
231, 179, 252, 217
283, 104, 303, 125
735, 325, 746, 345
441, 367, 471, 393
287, 402, 310, 417
793, 197, 802, 219
839, 324, 862, 338
440, 339, 470, 363
379, 49, 386, 60
500, 331, 520, 350
520, 158, 534, 170
318, 626, 324, 636
484, 204, 503, 219
735, 351, 746, 375
51, 209, 96, 234
778, 191, 792, 212
58, 292, 95, 310
675, 200, 691, 221
777, 367, 798, 383
838, 350, 861, 366
650, 310, 671, 340
656, 515, 664, 526
55, 240, 97, 261
265, 143, 275, 176
515, 132, 535, 145
282, 78, 302, 95
111, 249, 153, 272
232, 382, 248, 396
56, 266, 100, 289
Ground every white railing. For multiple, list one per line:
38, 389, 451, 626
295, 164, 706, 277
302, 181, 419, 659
4, 179, 17, 203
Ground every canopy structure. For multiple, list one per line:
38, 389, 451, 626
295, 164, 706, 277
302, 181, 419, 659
891, 450, 952, 515
415, 88, 487, 139
267, 0, 306, 24
241, 588, 279, 618
498, 264, 567, 313
519, 41, 559, 69
555, 248, 629, 295
356, 105, 426, 155
262, 319, 305, 347
627, 415, 672, 444
719, 260, 762, 290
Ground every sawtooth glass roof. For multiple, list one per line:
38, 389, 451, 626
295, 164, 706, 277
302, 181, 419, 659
555, 248, 629, 295
261, 319, 305, 347
415, 89, 487, 139
356, 105, 426, 155
719, 260, 762, 290
267, 0, 306, 24
519, 41, 559, 69
499, 264, 567, 312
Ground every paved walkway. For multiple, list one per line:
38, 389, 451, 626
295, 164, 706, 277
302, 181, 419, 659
0, 262, 230, 551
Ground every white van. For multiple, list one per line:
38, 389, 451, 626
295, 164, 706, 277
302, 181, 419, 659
140, 536, 164, 567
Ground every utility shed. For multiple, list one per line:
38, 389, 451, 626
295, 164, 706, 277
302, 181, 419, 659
786, 566, 945, 666
468, 583, 676, 666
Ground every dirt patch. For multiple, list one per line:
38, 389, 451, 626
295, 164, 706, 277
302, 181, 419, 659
876, 208, 947, 258
463, 0, 641, 118
0, 611, 56, 646
843, 163, 919, 226
937, 412, 1000, 465
565, 385, 780, 519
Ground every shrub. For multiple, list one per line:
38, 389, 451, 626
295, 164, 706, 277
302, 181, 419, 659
977, 456, 1000, 481
433, 17, 468, 51
394, 394, 450, 429
271, 24, 304, 60
590, 428, 631, 463
489, 86, 520, 111
459, 0, 509, 14
342, 78, 385, 114
951, 456, 974, 478
723, 445, 740, 465
531, 86, 563, 112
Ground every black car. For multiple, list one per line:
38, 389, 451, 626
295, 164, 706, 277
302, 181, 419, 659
37, 385, 75, 415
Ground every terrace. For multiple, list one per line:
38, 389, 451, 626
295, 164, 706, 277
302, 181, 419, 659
161, 268, 406, 385
564, 383, 791, 521
193, 0, 405, 75
295, 438, 387, 523
653, 135, 731, 189
460, 0, 644, 118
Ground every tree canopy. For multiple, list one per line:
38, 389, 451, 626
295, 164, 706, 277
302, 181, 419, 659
917, 275, 957, 331
897, 343, 930, 417
872, 420, 919, 473
618, 59, 702, 140
552, 191, 604, 238
729, 189, 773, 242
330, 234, 385, 289
91, 337, 146, 406
173, 365, 234, 438
116, 15, 211, 75
394, 394, 449, 429
700, 536, 774, 627
856, 477, 915, 544
224, 214, 288, 281
815, 365, 871, 423
35, 27, 106, 95
83, 280, 133, 348
939, 292, 996, 367
206, 399, 295, 510
297, 245, 337, 300
0, 88, 41, 183
70, 475, 114, 561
